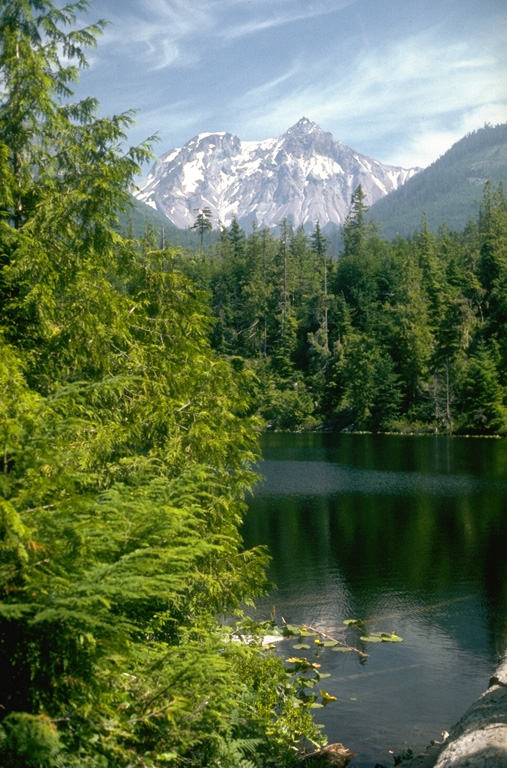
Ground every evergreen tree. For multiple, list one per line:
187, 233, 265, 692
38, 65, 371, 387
430, 296, 477, 431
415, 214, 447, 323
385, 237, 433, 409
0, 3, 326, 765
191, 206, 213, 249
457, 343, 507, 433
241, 225, 277, 356
331, 332, 402, 431
277, 217, 293, 338
227, 215, 247, 260
342, 184, 369, 257
477, 182, 507, 378
478, 181, 507, 294
310, 220, 329, 353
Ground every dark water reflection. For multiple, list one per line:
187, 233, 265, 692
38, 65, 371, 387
242, 433, 507, 767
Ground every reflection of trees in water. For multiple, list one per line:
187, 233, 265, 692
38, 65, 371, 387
243, 434, 507, 655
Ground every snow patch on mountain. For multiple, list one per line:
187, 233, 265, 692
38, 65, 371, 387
134, 118, 420, 230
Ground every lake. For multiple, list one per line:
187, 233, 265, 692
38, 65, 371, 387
242, 432, 507, 768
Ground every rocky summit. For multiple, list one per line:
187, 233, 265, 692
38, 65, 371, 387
134, 117, 420, 230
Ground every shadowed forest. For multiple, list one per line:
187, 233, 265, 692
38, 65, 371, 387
163, 182, 507, 436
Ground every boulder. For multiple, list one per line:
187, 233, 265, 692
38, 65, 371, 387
301, 742, 356, 767
399, 653, 507, 768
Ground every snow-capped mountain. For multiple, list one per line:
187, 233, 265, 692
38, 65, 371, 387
134, 117, 420, 230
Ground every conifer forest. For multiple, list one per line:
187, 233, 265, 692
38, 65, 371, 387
174, 180, 507, 437
0, 2, 506, 767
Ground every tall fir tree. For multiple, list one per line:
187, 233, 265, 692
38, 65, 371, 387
342, 184, 369, 258
191, 206, 213, 249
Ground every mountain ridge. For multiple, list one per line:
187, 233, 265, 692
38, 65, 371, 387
134, 118, 420, 231
368, 122, 507, 237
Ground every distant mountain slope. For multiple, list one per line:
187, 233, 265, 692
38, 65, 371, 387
120, 197, 171, 236
368, 123, 507, 237
120, 197, 216, 248
133, 118, 419, 231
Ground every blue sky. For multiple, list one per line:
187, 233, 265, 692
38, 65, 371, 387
76, 0, 507, 169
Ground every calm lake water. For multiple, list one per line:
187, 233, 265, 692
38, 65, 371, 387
242, 433, 507, 768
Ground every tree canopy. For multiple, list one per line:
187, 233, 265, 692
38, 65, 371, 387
0, 2, 326, 766
168, 187, 507, 435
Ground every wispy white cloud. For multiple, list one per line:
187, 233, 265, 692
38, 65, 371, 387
140, 99, 211, 144
401, 102, 507, 168
220, 0, 357, 41
93, 0, 215, 71
80, 0, 507, 168
93, 0, 358, 71
235, 62, 305, 103
228, 25, 507, 166
220, 16, 290, 41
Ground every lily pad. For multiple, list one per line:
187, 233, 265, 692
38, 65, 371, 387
320, 689, 337, 702
292, 643, 311, 650
360, 631, 404, 643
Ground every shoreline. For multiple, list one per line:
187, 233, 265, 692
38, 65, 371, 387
396, 652, 507, 768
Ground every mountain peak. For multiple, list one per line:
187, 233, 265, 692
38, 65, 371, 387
285, 117, 322, 136
135, 121, 420, 230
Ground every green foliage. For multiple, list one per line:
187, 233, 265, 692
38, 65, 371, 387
359, 632, 403, 643
394, 748, 414, 765
457, 343, 507, 433
176, 179, 507, 437
192, 207, 214, 249
368, 122, 507, 237
0, 2, 327, 766
342, 184, 370, 258
0, 712, 63, 768
331, 333, 402, 431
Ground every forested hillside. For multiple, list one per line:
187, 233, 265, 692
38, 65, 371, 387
0, 3, 326, 766
168, 186, 507, 436
368, 122, 507, 237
